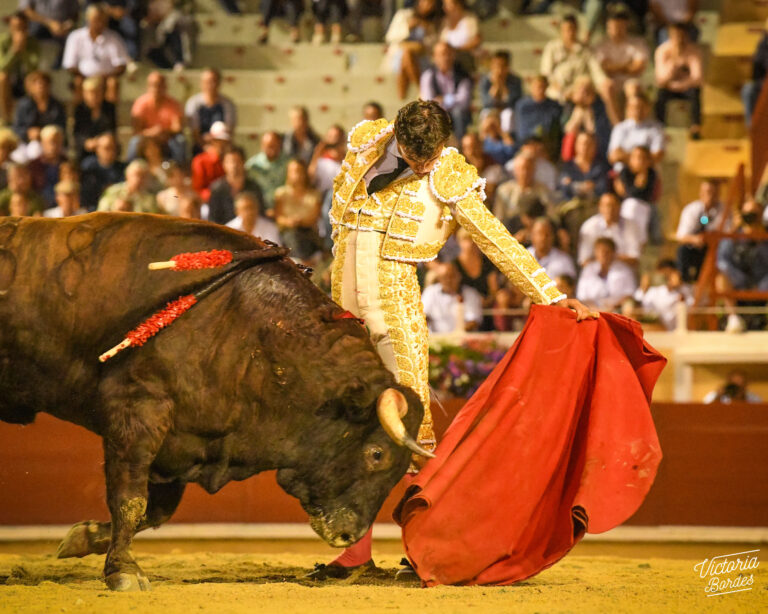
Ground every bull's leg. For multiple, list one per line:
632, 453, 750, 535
56, 482, 186, 559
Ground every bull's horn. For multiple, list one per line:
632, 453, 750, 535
376, 389, 436, 459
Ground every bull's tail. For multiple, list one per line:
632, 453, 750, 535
99, 245, 290, 362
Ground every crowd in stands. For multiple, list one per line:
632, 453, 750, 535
0, 0, 766, 334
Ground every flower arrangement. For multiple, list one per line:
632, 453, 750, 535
429, 338, 509, 399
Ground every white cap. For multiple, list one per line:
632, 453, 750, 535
208, 121, 231, 141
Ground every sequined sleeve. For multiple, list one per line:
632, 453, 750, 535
451, 189, 566, 305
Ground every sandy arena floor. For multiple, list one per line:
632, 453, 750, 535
0, 540, 765, 613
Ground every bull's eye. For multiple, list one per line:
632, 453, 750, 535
364, 444, 391, 472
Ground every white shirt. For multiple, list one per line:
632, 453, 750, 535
62, 27, 129, 77
578, 214, 643, 264
576, 260, 637, 309
504, 156, 558, 192
620, 197, 651, 245
440, 14, 479, 49
676, 200, 731, 238
422, 283, 483, 333
363, 136, 414, 189
634, 283, 693, 330
314, 157, 342, 194
528, 245, 577, 279
43, 206, 88, 218
226, 216, 283, 246
608, 118, 666, 157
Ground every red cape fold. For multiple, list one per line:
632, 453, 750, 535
394, 305, 666, 586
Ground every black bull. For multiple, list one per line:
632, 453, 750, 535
0, 213, 425, 590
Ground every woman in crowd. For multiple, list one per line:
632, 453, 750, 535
560, 76, 612, 162
440, 0, 481, 73
274, 158, 322, 261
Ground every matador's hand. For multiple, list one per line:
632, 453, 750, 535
555, 298, 599, 321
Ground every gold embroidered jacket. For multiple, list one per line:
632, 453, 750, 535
330, 119, 566, 305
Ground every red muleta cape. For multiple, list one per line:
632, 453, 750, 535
394, 305, 666, 586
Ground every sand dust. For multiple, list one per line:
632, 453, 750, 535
0, 543, 766, 613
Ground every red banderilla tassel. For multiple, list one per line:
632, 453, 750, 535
148, 249, 233, 271
99, 295, 197, 362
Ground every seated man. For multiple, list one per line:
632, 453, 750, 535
578, 191, 642, 266
513, 74, 562, 162
608, 93, 665, 166
43, 179, 87, 217
704, 369, 762, 404
62, 3, 129, 103
80, 132, 125, 211
527, 216, 577, 280
422, 261, 484, 333
0, 11, 39, 123
208, 147, 264, 225
633, 258, 693, 330
129, 71, 186, 163
0, 161, 45, 215
73, 76, 116, 161
29, 124, 66, 207
191, 121, 230, 203
460, 132, 504, 204
675, 178, 730, 282
576, 236, 638, 311
19, 0, 78, 67
225, 190, 282, 245
494, 153, 552, 225
246, 131, 289, 215
282, 105, 319, 166
479, 50, 523, 133
185, 67, 237, 155
11, 70, 65, 144
654, 22, 703, 139
419, 41, 473, 140
98, 159, 160, 213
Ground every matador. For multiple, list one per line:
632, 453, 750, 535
310, 100, 596, 580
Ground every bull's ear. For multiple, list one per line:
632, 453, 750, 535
316, 379, 378, 423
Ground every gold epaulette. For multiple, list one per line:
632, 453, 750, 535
428, 147, 487, 205
347, 119, 394, 153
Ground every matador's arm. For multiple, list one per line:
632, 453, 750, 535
430, 148, 566, 305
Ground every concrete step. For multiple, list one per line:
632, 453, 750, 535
702, 83, 748, 139
714, 22, 763, 58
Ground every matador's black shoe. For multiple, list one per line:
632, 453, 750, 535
395, 557, 419, 583
305, 559, 376, 581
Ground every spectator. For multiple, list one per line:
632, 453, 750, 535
8, 191, 32, 216
383, 0, 440, 100
129, 71, 186, 164
19, 0, 78, 67
439, 0, 481, 73
491, 283, 526, 332
0, 12, 39, 123
555, 273, 576, 298
675, 178, 730, 282
460, 132, 504, 204
208, 147, 263, 225
479, 50, 523, 134
614, 145, 660, 244
258, 0, 303, 43
494, 154, 552, 224
578, 191, 642, 266
742, 18, 768, 129
247, 131, 289, 215
311, 0, 348, 45
422, 261, 483, 333
225, 190, 282, 245
308, 124, 345, 196
62, 4, 129, 103
502, 192, 547, 247
507, 136, 558, 193
654, 21, 703, 139
0, 162, 45, 215
156, 161, 196, 216
93, 0, 140, 61
98, 159, 160, 213
191, 120, 230, 203
274, 159, 323, 260
177, 192, 202, 219
527, 216, 577, 279
80, 132, 125, 211
43, 179, 86, 217
633, 258, 693, 330
454, 227, 499, 329
73, 76, 116, 161
576, 236, 637, 310
283, 105, 319, 166
29, 123, 65, 206
185, 67, 237, 155
608, 93, 665, 165
649, 0, 698, 44
594, 5, 649, 116
704, 370, 762, 404
362, 101, 384, 121
541, 14, 618, 124
0, 128, 19, 190
11, 70, 65, 144
715, 198, 768, 332
514, 75, 562, 162
144, 0, 196, 70
479, 111, 515, 165
419, 41, 472, 140
135, 136, 168, 193
560, 76, 612, 162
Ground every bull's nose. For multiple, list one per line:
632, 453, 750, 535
328, 533, 354, 548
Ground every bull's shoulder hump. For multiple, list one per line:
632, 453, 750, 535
347, 119, 394, 153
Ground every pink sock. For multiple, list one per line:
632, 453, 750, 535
331, 526, 373, 567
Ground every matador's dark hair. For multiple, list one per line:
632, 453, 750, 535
394, 100, 452, 161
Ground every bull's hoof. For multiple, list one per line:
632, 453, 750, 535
105, 572, 152, 592
57, 521, 104, 559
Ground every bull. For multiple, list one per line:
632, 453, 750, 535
0, 212, 429, 591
